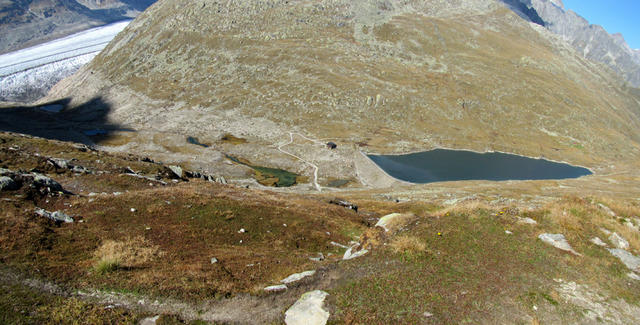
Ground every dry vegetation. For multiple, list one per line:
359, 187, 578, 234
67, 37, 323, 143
1, 132, 640, 323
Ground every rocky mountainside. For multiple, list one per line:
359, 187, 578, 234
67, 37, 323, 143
0, 0, 155, 53
501, 0, 640, 87
46, 0, 640, 186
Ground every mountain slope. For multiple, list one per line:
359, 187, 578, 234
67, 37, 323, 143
501, 0, 640, 88
47, 0, 640, 185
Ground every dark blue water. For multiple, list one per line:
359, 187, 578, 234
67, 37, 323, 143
368, 149, 592, 184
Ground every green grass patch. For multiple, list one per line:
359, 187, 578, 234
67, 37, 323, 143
94, 258, 120, 275
226, 155, 299, 187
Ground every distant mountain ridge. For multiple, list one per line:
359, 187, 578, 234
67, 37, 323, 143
501, 0, 640, 87
0, 0, 155, 54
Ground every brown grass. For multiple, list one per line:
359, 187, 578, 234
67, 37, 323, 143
94, 236, 164, 270
390, 235, 426, 254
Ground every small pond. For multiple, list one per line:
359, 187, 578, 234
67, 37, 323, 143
368, 149, 592, 184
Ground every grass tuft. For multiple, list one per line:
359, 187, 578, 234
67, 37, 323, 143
390, 235, 426, 255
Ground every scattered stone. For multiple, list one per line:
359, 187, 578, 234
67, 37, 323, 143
600, 228, 612, 236
139, 315, 160, 325
609, 233, 630, 250
516, 217, 538, 225
48, 158, 69, 169
330, 241, 349, 249
185, 170, 202, 178
166, 165, 183, 179
122, 173, 167, 185
375, 213, 415, 233
598, 203, 616, 217
281, 270, 316, 284
123, 167, 137, 174
216, 176, 227, 184
238, 228, 246, 233
210, 257, 218, 264
590, 237, 608, 247
625, 220, 639, 232
0, 176, 18, 191
264, 284, 288, 293
309, 253, 325, 262
34, 208, 74, 223
505, 230, 513, 235
628, 273, 640, 281
329, 198, 358, 212
71, 165, 89, 174
607, 248, 640, 272
285, 290, 330, 325
130, 208, 136, 212
538, 233, 581, 256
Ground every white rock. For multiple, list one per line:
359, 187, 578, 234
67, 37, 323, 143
600, 228, 612, 236
598, 203, 616, 217
538, 233, 581, 256
505, 230, 513, 234
590, 237, 608, 247
238, 228, 246, 233
285, 290, 329, 325
330, 241, 349, 249
517, 217, 538, 225
130, 208, 136, 212
607, 248, 640, 272
423, 312, 434, 318
608, 233, 630, 250
139, 315, 160, 325
628, 273, 640, 281
343, 244, 369, 260
210, 257, 218, 264
264, 284, 287, 293
281, 270, 316, 284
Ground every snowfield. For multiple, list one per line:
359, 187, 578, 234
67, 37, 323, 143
0, 20, 130, 102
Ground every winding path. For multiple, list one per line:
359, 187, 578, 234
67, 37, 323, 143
276, 132, 323, 192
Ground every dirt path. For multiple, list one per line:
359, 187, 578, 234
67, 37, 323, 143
277, 132, 323, 192
0, 265, 343, 324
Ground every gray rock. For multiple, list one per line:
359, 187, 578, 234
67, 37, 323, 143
538, 233, 581, 256
285, 290, 330, 325
0, 168, 14, 176
35, 208, 74, 223
590, 237, 608, 247
31, 174, 64, 192
48, 158, 69, 169
517, 217, 538, 225
281, 270, 316, 284
167, 165, 183, 179
607, 248, 640, 272
608, 233, 630, 250
0, 176, 18, 191
264, 284, 287, 293
598, 203, 617, 217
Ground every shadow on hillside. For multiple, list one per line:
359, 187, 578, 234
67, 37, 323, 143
0, 96, 133, 145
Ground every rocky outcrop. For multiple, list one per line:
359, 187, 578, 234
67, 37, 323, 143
501, 0, 640, 87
